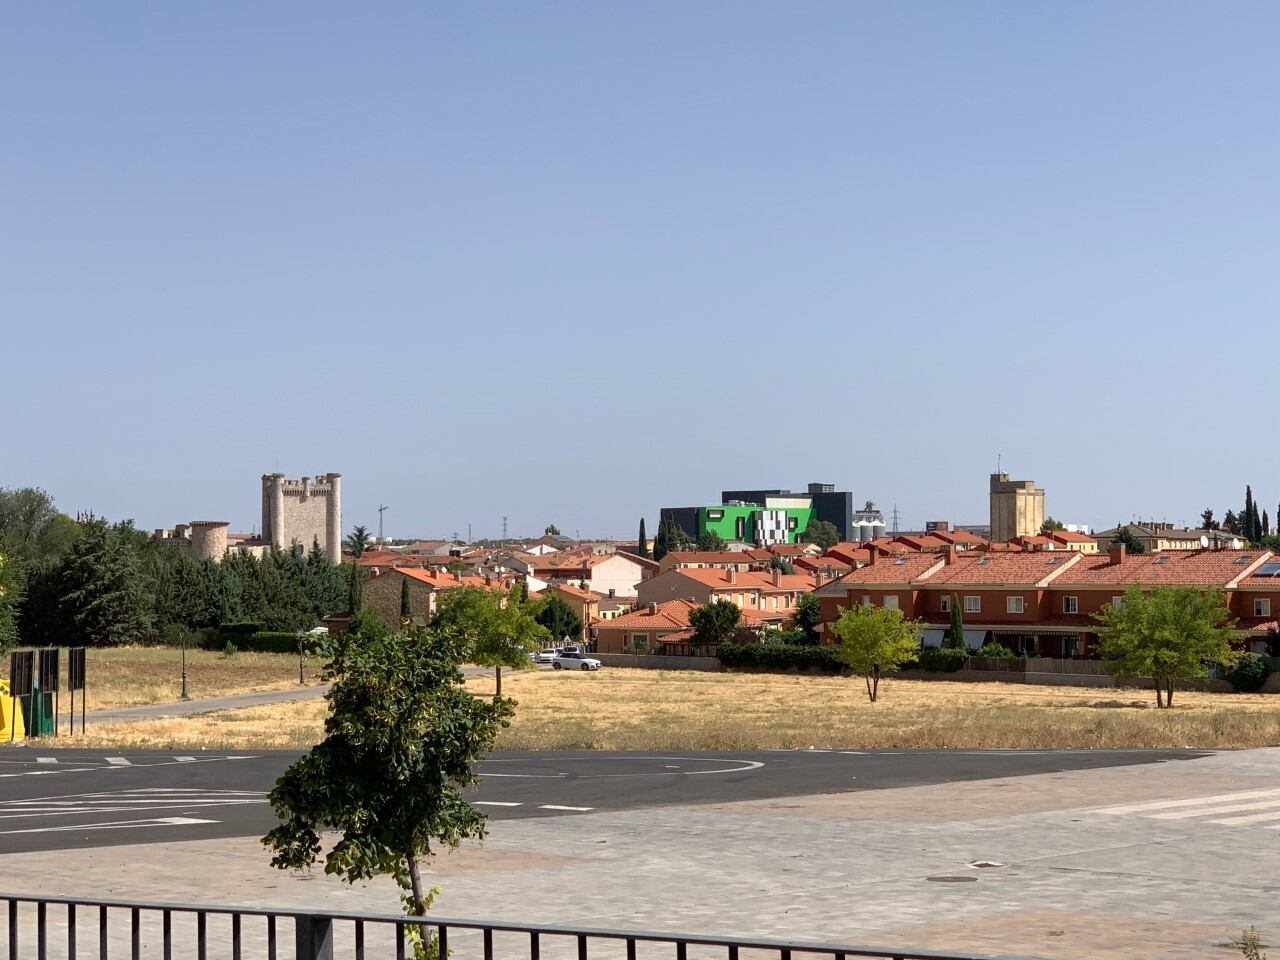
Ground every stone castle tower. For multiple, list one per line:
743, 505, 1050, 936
261, 473, 342, 563
188, 520, 230, 562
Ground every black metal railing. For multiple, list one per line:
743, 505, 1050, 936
0, 893, 1027, 960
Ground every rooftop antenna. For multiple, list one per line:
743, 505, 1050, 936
377, 504, 389, 541
996, 453, 1001, 473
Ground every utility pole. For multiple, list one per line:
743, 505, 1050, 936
503, 516, 508, 541
377, 504, 389, 541
891, 504, 901, 534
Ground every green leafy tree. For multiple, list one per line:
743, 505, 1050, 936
533, 592, 583, 647
1223, 510, 1240, 535
945, 593, 965, 649
0, 549, 20, 652
1094, 585, 1237, 708
344, 525, 370, 558
544, 524, 560, 537
832, 603, 923, 702
798, 519, 839, 551
636, 518, 649, 559
263, 622, 514, 940
1110, 526, 1146, 554
0, 487, 77, 562
1201, 508, 1217, 531
435, 586, 548, 696
767, 554, 795, 574
512, 577, 528, 604
61, 520, 154, 646
792, 592, 821, 644
697, 530, 727, 552
1040, 517, 1065, 533
689, 599, 740, 646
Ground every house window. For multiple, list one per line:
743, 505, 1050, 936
1006, 596, 1025, 614
964, 596, 981, 614
1063, 596, 1078, 614
940, 595, 951, 613
861, 594, 871, 606
883, 595, 900, 610
1111, 596, 1125, 608
1255, 598, 1272, 617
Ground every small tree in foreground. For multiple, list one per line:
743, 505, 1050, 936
832, 603, 922, 702
263, 625, 513, 951
1094, 585, 1236, 708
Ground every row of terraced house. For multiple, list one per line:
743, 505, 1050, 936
814, 544, 1280, 657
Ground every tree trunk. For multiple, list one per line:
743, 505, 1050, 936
1154, 682, 1164, 708
495, 665, 502, 698
405, 850, 426, 916
871, 664, 880, 703
864, 675, 873, 702
1165, 679, 1174, 708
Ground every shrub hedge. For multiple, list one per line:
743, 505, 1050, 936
717, 642, 845, 673
917, 648, 968, 672
205, 626, 314, 654
1227, 652, 1272, 693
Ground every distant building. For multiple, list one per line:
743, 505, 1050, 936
661, 481, 857, 545
1093, 522, 1236, 553
989, 472, 1045, 543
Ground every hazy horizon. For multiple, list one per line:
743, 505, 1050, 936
5, 3, 1278, 540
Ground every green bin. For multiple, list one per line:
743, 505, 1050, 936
21, 683, 55, 737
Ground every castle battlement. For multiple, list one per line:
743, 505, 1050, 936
262, 471, 342, 563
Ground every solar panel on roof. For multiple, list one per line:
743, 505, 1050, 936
1154, 556, 1169, 565
977, 558, 991, 566
1235, 556, 1254, 565
1254, 562, 1280, 577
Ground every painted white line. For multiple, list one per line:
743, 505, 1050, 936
0, 817, 216, 836
175, 757, 197, 762
105, 758, 131, 766
1208, 809, 1280, 826
36, 758, 58, 764
539, 805, 593, 812
1094, 787, 1280, 816
1151, 798, 1280, 820
473, 801, 523, 808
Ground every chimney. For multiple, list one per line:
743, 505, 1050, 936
647, 602, 657, 616
484, 575, 493, 587
868, 548, 878, 565
453, 571, 462, 582
1109, 543, 1126, 566
812, 570, 822, 590
945, 545, 959, 566
726, 568, 737, 584
772, 568, 782, 587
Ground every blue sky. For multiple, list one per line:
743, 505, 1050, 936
3, 2, 1278, 539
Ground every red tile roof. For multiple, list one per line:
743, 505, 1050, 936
394, 567, 506, 591
923, 552, 1083, 586
1048, 530, 1096, 544
662, 551, 759, 566
671, 568, 816, 594
1050, 550, 1270, 587
822, 554, 944, 587
596, 599, 698, 630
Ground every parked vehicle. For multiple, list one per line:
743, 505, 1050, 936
552, 650, 601, 671
533, 649, 560, 664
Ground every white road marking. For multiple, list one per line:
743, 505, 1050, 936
1208, 809, 1280, 826
105, 758, 131, 766
0, 816, 216, 835
539, 805, 593, 812
477, 756, 765, 778
1094, 787, 1280, 816
36, 758, 58, 764
0, 788, 267, 821
175, 757, 197, 762
474, 801, 522, 808
1151, 798, 1280, 820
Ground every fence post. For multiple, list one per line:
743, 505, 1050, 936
295, 915, 333, 960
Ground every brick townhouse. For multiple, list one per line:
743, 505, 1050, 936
816, 544, 1279, 657
637, 565, 822, 617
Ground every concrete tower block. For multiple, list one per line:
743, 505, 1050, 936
189, 521, 230, 562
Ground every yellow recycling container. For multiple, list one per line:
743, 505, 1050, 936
0, 680, 26, 741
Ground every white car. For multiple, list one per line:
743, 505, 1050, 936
552, 650, 601, 671
532, 649, 560, 664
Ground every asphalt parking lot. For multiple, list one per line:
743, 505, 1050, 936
0, 747, 1203, 853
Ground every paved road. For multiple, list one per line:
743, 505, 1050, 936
0, 747, 1206, 854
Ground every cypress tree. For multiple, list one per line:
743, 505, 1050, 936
347, 564, 364, 614
1265, 510, 1271, 539
637, 518, 649, 559
399, 576, 412, 621
1245, 486, 1257, 542
945, 593, 965, 650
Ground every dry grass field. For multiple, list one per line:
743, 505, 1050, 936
61, 667, 1280, 751
52, 647, 323, 711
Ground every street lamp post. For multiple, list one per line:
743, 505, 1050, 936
180, 638, 190, 701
